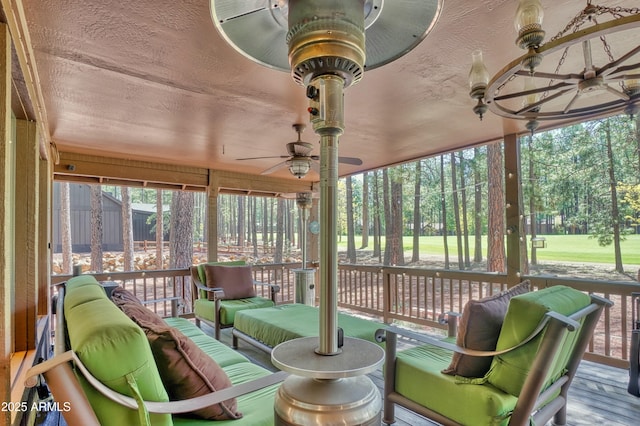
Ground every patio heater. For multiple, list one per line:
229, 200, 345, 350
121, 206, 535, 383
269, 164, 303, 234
210, 1, 442, 424
293, 192, 315, 306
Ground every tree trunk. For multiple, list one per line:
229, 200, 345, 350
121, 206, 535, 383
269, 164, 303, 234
61, 182, 73, 274
473, 147, 483, 263
412, 161, 421, 263
346, 176, 357, 263
605, 120, 624, 273
440, 156, 450, 269
270, 198, 275, 250
389, 169, 404, 266
121, 186, 134, 271
383, 169, 392, 265
528, 137, 538, 265
236, 196, 245, 247
373, 171, 381, 260
156, 189, 164, 269
361, 172, 369, 249
274, 198, 285, 264
90, 184, 104, 272
251, 197, 258, 257
487, 143, 506, 272
459, 154, 471, 267
451, 153, 463, 269
170, 191, 195, 312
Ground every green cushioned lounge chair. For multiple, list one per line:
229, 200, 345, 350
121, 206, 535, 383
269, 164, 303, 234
190, 261, 280, 340
377, 285, 612, 426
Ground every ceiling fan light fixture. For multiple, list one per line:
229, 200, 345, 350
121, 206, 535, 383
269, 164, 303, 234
287, 157, 311, 179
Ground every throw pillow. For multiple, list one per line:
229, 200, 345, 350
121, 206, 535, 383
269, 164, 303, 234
145, 325, 242, 420
442, 280, 530, 378
111, 288, 167, 329
111, 287, 144, 306
204, 265, 256, 300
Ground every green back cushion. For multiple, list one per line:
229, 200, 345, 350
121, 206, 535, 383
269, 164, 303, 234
486, 285, 591, 396
65, 279, 172, 426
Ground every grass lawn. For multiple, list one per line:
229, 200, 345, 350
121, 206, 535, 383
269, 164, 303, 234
337, 234, 640, 266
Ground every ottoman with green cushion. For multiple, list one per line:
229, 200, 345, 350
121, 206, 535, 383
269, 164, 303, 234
194, 297, 275, 326
233, 303, 384, 350
393, 285, 591, 426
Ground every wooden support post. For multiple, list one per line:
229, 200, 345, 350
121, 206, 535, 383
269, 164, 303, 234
0, 22, 13, 426
38, 155, 52, 316
504, 133, 527, 285
15, 119, 39, 351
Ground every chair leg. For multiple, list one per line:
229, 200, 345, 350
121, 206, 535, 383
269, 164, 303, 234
232, 334, 238, 349
382, 331, 397, 425
552, 406, 567, 426
383, 398, 396, 425
195, 318, 201, 328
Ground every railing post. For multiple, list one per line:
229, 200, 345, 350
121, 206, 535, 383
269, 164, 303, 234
382, 267, 390, 324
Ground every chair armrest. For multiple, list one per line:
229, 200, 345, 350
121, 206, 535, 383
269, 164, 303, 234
28, 351, 289, 415
376, 310, 578, 358
192, 278, 225, 300
253, 280, 280, 292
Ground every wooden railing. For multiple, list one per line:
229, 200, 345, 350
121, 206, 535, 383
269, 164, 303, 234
52, 263, 640, 368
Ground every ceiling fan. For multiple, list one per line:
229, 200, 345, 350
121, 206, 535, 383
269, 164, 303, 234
236, 124, 363, 179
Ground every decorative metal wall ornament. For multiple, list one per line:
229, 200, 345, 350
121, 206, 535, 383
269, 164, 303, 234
469, 0, 640, 131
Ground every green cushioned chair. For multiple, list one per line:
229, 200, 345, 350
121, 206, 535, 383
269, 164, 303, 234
190, 261, 280, 340
377, 285, 612, 426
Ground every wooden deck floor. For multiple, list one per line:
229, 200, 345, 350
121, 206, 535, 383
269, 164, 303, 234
215, 327, 640, 426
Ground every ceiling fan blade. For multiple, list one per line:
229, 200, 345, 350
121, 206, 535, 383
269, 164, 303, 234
338, 156, 363, 165
261, 161, 288, 175
236, 155, 289, 160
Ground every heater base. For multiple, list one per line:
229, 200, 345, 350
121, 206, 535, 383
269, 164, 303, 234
274, 375, 381, 426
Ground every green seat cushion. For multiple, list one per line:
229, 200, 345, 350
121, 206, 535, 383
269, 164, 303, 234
233, 303, 383, 348
487, 285, 591, 396
164, 317, 250, 368
65, 295, 171, 426
396, 344, 517, 426
164, 317, 211, 340
194, 297, 275, 326
173, 363, 280, 426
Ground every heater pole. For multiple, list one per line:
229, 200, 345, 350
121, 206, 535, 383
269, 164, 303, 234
310, 74, 345, 356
